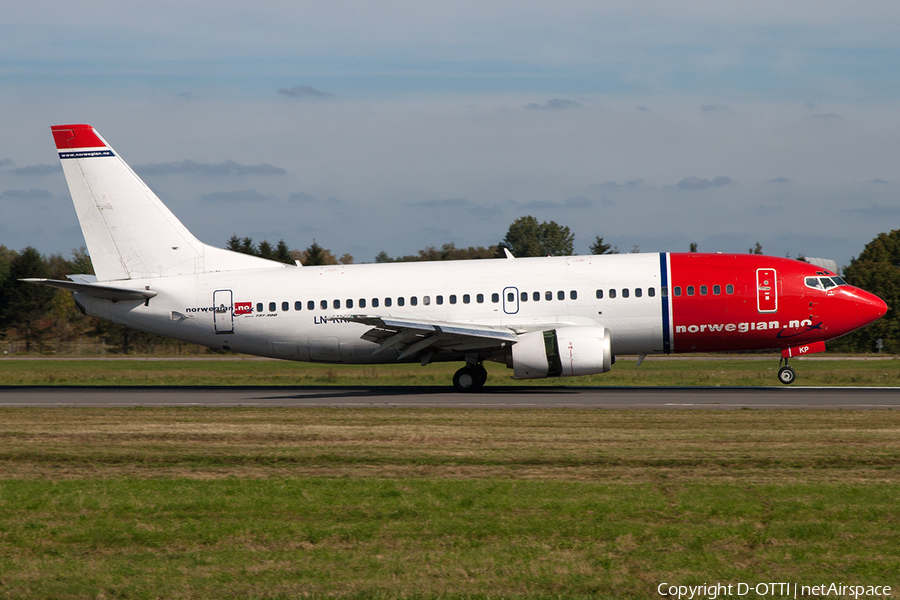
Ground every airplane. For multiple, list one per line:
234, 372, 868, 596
23, 124, 888, 391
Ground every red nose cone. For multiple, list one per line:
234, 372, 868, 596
853, 288, 888, 327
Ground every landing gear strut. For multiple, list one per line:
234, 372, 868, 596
778, 358, 796, 385
453, 363, 488, 392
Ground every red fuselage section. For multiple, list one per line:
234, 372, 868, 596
667, 254, 886, 353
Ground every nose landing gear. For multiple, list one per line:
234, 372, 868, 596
453, 363, 488, 392
777, 358, 796, 385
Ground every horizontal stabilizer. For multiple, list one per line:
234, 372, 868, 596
20, 278, 157, 301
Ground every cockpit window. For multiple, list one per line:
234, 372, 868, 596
806, 276, 846, 290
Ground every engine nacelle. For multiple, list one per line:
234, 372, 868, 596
511, 326, 613, 379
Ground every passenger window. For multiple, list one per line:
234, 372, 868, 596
423, 296, 430, 306
661, 286, 667, 297
700, 285, 708, 295
648, 288, 656, 297
385, 298, 392, 307
360, 298, 367, 309
463, 294, 470, 304
436, 296, 443, 305
333, 299, 341, 309
713, 285, 721, 295
570, 290, 577, 300
372, 298, 379, 308
346, 299, 353, 309
294, 301, 302, 311
687, 286, 695, 296
257, 302, 263, 312
269, 302, 276, 312
622, 289, 630, 298
533, 291, 540, 301
610, 289, 617, 299
545, 291, 552, 301
398, 297, 405, 306
307, 300, 314, 310
674, 287, 681, 297
557, 291, 564, 300
521, 292, 528, 302
596, 289, 603, 299
282, 301, 289, 311
476, 294, 484, 304
635, 288, 642, 298
410, 296, 417, 306
320, 300, 327, 310
507, 292, 515, 302
492, 293, 500, 303
726, 284, 734, 294
449, 295, 457, 304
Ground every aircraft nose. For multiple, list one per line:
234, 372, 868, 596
852, 288, 888, 326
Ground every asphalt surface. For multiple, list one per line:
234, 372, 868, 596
1, 385, 898, 408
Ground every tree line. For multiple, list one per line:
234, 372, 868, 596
2, 217, 897, 354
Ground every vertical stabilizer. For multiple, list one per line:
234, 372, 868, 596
52, 124, 283, 281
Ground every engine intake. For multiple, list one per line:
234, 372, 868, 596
511, 326, 613, 379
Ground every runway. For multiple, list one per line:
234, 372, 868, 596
1, 385, 899, 408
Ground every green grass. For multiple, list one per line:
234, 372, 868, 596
2, 479, 898, 599
1, 408, 899, 598
1, 356, 898, 386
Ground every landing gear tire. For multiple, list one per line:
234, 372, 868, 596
778, 365, 796, 385
453, 365, 487, 392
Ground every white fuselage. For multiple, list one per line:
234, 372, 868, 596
77, 253, 665, 362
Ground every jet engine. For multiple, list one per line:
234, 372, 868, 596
511, 326, 613, 379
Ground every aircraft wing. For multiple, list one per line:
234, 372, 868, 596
340, 314, 519, 360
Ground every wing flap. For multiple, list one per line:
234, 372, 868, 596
341, 314, 518, 359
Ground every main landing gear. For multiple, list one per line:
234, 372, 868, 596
778, 358, 796, 385
453, 363, 488, 392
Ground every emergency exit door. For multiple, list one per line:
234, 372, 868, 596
756, 269, 778, 313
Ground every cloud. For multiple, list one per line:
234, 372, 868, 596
769, 177, 793, 183
1, 188, 53, 201
409, 198, 469, 208
12, 163, 59, 176
524, 99, 581, 110
635, 106, 650, 112
277, 85, 333, 98
197, 189, 277, 203
507, 196, 594, 209
0, 158, 14, 169
676, 176, 734, 190
810, 113, 841, 120
869, 179, 890, 185
589, 179, 644, 190
843, 204, 900, 217
135, 159, 286, 176
289, 191, 318, 203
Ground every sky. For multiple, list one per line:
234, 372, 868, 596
2, 1, 900, 268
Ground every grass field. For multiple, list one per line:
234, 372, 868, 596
1, 407, 899, 598
1, 356, 898, 387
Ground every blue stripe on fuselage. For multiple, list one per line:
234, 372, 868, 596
659, 252, 670, 353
